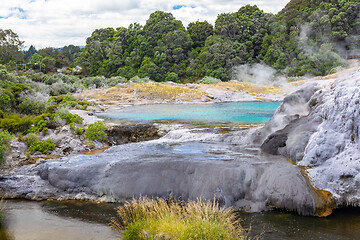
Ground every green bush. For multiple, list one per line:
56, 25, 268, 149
75, 127, 83, 135
19, 98, 47, 115
11, 83, 33, 100
28, 138, 56, 154
69, 122, 83, 135
57, 111, 83, 125
63, 93, 76, 102
18, 133, 38, 146
48, 94, 89, 110
45, 105, 57, 114
81, 76, 105, 88
48, 95, 65, 104
0, 88, 15, 112
85, 121, 107, 142
30, 119, 48, 133
0, 115, 32, 133
165, 72, 179, 82
129, 76, 150, 84
0, 130, 13, 163
198, 76, 221, 84
106, 76, 128, 86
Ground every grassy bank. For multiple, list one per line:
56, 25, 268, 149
112, 197, 250, 240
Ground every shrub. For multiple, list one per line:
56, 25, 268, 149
0, 64, 8, 77
48, 95, 65, 104
198, 76, 221, 84
0, 115, 32, 133
112, 197, 249, 240
85, 121, 106, 142
19, 133, 38, 146
85, 140, 96, 149
19, 98, 47, 115
129, 76, 150, 84
11, 83, 33, 100
57, 111, 83, 125
81, 76, 105, 88
28, 72, 45, 82
0, 88, 15, 112
106, 76, 128, 86
50, 80, 76, 96
165, 72, 179, 82
75, 127, 83, 135
69, 122, 83, 135
28, 138, 56, 154
30, 119, 48, 133
0, 130, 13, 163
63, 93, 76, 102
45, 105, 57, 114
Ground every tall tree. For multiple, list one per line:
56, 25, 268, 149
0, 29, 24, 64
187, 21, 214, 49
79, 28, 116, 76
24, 45, 37, 62
143, 11, 185, 56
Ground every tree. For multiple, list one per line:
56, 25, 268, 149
79, 28, 116, 76
0, 29, 24, 64
60, 45, 81, 66
154, 30, 192, 80
187, 21, 214, 49
24, 45, 37, 62
143, 11, 185, 55
198, 35, 239, 81
215, 5, 271, 63
42, 56, 56, 73
38, 47, 59, 58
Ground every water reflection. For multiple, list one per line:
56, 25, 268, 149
242, 208, 360, 240
0, 200, 119, 240
1, 200, 360, 240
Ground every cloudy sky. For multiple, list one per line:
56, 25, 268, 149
0, 0, 290, 49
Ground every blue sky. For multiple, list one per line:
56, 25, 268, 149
0, 0, 290, 49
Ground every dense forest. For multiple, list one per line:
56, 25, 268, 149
0, 0, 359, 83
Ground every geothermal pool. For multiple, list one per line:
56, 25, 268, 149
97, 101, 281, 124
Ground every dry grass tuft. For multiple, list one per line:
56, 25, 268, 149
112, 197, 251, 240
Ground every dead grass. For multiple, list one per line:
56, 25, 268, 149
127, 82, 207, 101
208, 81, 281, 96
75, 81, 282, 105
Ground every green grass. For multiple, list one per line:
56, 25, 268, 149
112, 197, 251, 240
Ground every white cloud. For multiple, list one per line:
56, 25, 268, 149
0, 0, 289, 49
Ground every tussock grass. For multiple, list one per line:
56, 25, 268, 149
112, 197, 250, 240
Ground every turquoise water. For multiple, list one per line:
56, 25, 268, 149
98, 102, 281, 124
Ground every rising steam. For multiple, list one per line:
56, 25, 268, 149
232, 63, 287, 87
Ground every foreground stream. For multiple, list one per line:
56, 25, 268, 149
1, 200, 360, 240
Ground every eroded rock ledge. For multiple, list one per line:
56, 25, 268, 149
260, 70, 360, 213
106, 125, 161, 145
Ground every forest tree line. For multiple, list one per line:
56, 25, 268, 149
0, 0, 359, 82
